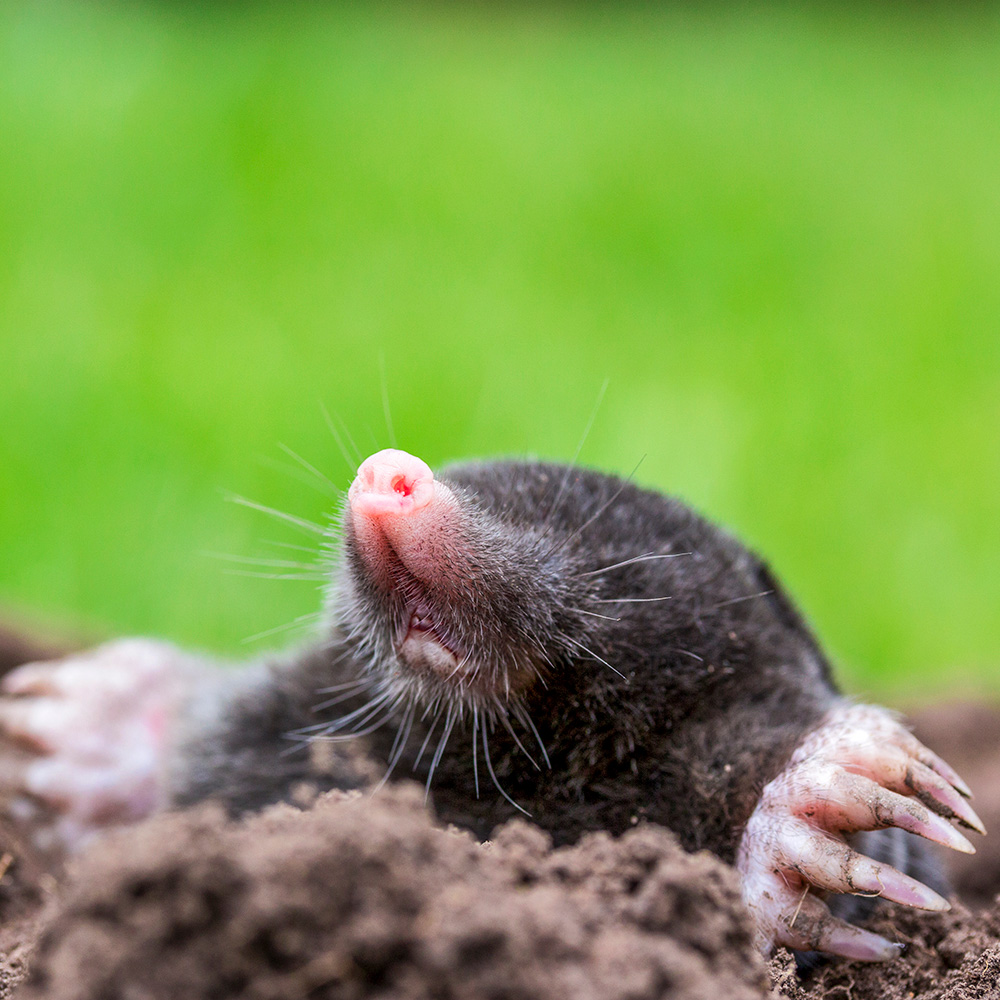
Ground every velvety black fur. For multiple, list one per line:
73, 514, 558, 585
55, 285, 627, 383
171, 459, 848, 866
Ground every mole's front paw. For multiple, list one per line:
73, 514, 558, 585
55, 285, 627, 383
0, 639, 192, 850
737, 703, 984, 961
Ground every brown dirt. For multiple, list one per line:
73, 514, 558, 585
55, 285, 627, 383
1, 627, 999, 1000
17, 788, 773, 1000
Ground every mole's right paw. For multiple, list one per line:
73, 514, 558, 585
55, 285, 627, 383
736, 703, 984, 962
0, 639, 192, 851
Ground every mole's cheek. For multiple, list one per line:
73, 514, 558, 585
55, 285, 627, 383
347, 448, 464, 589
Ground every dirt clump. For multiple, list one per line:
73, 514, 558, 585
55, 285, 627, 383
15, 784, 769, 1000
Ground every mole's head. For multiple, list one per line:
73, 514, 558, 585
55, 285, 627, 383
336, 448, 590, 716
333, 447, 726, 733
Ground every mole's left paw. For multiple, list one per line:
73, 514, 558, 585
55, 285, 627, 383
0, 639, 196, 851
737, 702, 984, 962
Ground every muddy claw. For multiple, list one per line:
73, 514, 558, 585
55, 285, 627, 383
774, 817, 950, 908
738, 701, 983, 961
778, 891, 904, 962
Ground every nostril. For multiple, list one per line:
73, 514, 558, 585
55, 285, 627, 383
348, 449, 436, 516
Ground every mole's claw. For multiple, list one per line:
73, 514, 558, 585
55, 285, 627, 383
816, 927, 904, 963
854, 729, 985, 835
853, 708, 975, 800
909, 761, 986, 835
779, 764, 976, 855
775, 894, 904, 962
915, 746, 974, 799
784, 707, 984, 842
900, 804, 976, 854
776, 819, 950, 909
844, 776, 977, 854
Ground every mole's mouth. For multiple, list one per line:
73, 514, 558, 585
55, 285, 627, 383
405, 607, 450, 647
397, 604, 474, 682
384, 564, 471, 682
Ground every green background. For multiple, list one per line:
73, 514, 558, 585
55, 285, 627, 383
1, 3, 997, 700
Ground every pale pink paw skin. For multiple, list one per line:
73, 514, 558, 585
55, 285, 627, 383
737, 702, 984, 962
0, 639, 196, 851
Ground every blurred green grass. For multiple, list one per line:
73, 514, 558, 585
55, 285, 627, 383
1, 3, 997, 699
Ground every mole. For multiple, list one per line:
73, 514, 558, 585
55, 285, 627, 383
0, 448, 983, 961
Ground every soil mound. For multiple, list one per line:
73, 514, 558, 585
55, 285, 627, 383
17, 785, 769, 1000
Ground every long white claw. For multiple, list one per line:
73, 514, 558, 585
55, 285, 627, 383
775, 893, 904, 962
775, 820, 950, 910
907, 761, 985, 833
850, 706, 975, 800
914, 744, 974, 799
0, 698, 59, 752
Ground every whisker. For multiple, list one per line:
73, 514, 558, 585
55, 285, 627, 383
389, 700, 416, 767
541, 378, 608, 533
412, 707, 442, 773
321, 702, 402, 741
563, 635, 627, 680
241, 612, 324, 645
378, 353, 397, 449
481, 714, 530, 816
472, 706, 481, 798
278, 680, 382, 752
374, 699, 416, 792
338, 419, 364, 469
311, 684, 371, 713
225, 494, 326, 536
673, 648, 704, 663
304, 686, 394, 735
592, 596, 674, 604
363, 423, 382, 454
256, 454, 338, 501
309, 686, 409, 743
499, 711, 540, 771
713, 590, 774, 609
278, 735, 311, 756
444, 654, 474, 684
261, 540, 324, 555
206, 552, 319, 571
576, 552, 692, 579
542, 456, 645, 560
319, 401, 361, 473
576, 609, 621, 622
425, 707, 457, 799
513, 705, 551, 769
278, 442, 341, 498
316, 677, 373, 695
222, 570, 326, 582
